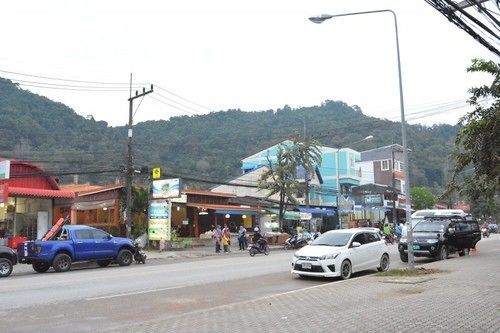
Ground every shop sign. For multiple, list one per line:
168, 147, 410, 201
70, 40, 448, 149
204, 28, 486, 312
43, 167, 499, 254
148, 200, 171, 240
338, 196, 354, 212
151, 178, 181, 199
300, 212, 312, 220
0, 160, 10, 180
364, 194, 383, 206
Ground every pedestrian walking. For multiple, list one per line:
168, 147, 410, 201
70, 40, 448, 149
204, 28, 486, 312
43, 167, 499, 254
238, 225, 247, 250
222, 224, 231, 253
212, 225, 222, 254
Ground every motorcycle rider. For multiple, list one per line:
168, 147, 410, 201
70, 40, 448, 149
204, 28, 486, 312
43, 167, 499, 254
481, 221, 490, 237
383, 224, 394, 244
252, 227, 266, 250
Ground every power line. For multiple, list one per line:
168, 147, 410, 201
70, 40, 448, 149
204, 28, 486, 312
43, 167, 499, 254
155, 85, 212, 112
0, 68, 147, 85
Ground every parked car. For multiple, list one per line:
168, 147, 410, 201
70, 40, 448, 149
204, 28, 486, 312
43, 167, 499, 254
0, 245, 18, 277
291, 228, 390, 279
17, 225, 136, 273
398, 217, 481, 262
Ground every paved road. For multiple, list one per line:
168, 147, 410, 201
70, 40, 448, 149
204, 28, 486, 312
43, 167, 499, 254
112, 235, 499, 333
2, 237, 492, 333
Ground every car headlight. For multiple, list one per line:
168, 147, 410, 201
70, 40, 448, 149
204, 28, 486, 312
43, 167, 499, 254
400, 238, 407, 243
318, 253, 340, 260
426, 239, 438, 243
293, 253, 299, 258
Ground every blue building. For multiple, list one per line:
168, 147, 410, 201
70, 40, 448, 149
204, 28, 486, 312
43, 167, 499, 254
241, 140, 362, 207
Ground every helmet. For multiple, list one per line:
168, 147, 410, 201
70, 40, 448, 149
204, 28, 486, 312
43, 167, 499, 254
254, 227, 259, 232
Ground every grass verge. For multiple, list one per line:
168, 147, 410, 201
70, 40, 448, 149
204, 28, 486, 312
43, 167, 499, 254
377, 267, 445, 277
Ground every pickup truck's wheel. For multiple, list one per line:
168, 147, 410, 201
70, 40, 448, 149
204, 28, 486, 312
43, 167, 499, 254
53, 253, 72, 272
0, 258, 13, 277
399, 253, 408, 263
117, 249, 133, 266
33, 262, 50, 273
97, 260, 112, 267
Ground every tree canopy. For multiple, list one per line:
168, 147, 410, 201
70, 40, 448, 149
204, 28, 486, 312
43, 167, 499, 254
448, 59, 500, 208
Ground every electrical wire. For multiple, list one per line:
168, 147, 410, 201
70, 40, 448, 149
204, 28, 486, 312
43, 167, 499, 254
155, 85, 212, 112
0, 69, 147, 85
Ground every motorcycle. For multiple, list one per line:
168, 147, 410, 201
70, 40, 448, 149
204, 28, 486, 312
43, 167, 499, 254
249, 238, 270, 256
481, 228, 490, 238
284, 234, 309, 250
133, 237, 147, 264
384, 233, 395, 245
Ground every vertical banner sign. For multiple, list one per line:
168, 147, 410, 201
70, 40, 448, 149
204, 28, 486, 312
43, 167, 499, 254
148, 200, 171, 241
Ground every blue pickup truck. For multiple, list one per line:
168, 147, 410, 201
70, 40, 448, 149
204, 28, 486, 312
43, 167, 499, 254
17, 225, 136, 273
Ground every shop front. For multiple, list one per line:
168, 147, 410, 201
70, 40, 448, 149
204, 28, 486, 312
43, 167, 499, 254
56, 184, 124, 235
0, 160, 75, 247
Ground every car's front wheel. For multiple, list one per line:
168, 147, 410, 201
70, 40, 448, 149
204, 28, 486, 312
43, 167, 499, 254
53, 253, 72, 272
0, 258, 13, 277
436, 246, 448, 261
32, 261, 50, 273
399, 252, 408, 263
377, 253, 390, 272
117, 249, 133, 266
340, 260, 352, 280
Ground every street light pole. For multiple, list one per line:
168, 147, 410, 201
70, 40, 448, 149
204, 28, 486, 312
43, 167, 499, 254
309, 9, 415, 268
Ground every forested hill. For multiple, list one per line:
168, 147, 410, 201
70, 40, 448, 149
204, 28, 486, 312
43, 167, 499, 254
0, 77, 459, 192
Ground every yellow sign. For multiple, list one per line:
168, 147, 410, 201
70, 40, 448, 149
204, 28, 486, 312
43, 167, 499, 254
152, 167, 161, 180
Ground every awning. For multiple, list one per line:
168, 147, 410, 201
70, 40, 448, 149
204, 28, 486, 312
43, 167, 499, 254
186, 203, 262, 214
297, 207, 337, 216
266, 208, 301, 220
215, 209, 259, 216
7, 186, 75, 199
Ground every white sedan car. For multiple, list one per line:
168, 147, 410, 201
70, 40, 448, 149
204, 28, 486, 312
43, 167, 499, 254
291, 228, 390, 279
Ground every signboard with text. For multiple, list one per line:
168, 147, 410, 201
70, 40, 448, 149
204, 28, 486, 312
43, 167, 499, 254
151, 178, 181, 199
148, 200, 171, 241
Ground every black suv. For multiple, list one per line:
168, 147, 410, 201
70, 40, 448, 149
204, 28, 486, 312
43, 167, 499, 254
398, 216, 481, 262
0, 245, 18, 277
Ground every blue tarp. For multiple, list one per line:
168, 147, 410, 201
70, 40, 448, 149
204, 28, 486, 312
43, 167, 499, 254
297, 207, 337, 216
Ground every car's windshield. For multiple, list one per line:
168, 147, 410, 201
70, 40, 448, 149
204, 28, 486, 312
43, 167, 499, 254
311, 232, 351, 246
413, 222, 446, 233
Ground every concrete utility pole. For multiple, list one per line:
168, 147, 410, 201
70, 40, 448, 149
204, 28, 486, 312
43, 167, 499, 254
125, 75, 153, 239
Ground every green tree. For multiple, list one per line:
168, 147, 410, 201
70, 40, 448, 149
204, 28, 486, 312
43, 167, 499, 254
448, 59, 500, 209
258, 144, 299, 231
131, 187, 149, 238
411, 187, 437, 210
292, 139, 323, 207
257, 139, 323, 230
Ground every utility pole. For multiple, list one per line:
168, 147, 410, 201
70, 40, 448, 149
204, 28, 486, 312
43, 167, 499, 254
125, 74, 153, 239
391, 148, 397, 226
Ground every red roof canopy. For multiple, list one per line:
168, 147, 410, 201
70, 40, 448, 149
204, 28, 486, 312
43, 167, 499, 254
7, 186, 75, 199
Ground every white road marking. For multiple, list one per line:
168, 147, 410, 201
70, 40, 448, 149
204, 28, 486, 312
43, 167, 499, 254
85, 285, 184, 301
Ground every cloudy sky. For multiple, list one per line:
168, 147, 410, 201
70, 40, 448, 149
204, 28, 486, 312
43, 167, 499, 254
1, 0, 497, 127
